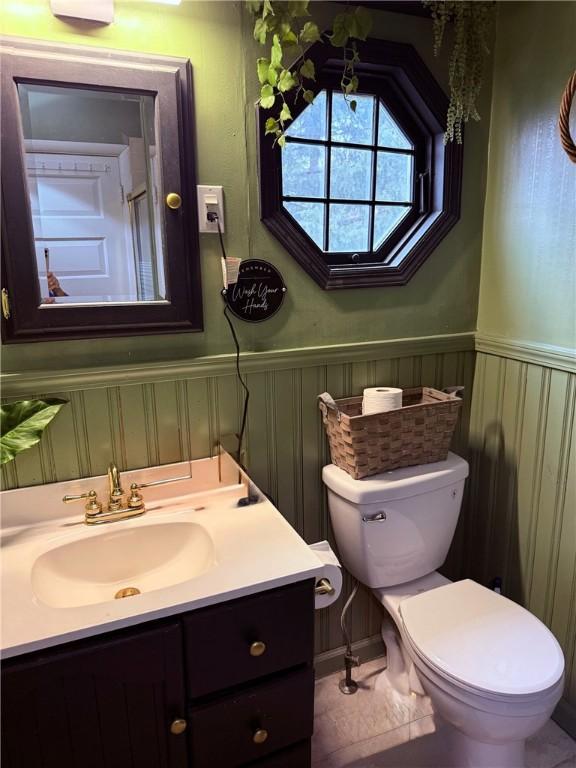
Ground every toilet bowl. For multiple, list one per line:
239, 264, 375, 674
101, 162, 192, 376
322, 454, 565, 768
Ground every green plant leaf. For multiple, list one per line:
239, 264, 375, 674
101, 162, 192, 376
260, 83, 276, 109
277, 69, 297, 92
287, 0, 309, 17
300, 20, 321, 43
271, 33, 283, 69
265, 117, 278, 134
267, 67, 278, 86
344, 75, 359, 95
280, 23, 298, 45
303, 89, 315, 104
330, 12, 351, 47
279, 102, 292, 123
262, 0, 274, 18
277, 134, 286, 147
0, 399, 67, 465
300, 58, 315, 80
351, 6, 372, 40
254, 17, 268, 44
257, 57, 271, 84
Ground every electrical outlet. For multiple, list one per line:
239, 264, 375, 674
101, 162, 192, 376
197, 185, 224, 233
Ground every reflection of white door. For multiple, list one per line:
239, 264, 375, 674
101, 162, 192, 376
26, 152, 136, 301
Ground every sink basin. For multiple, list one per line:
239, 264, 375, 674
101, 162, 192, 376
31, 522, 215, 608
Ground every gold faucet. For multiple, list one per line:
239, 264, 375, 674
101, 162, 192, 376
62, 464, 193, 525
62, 463, 146, 525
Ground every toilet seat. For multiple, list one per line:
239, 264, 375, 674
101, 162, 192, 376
399, 579, 565, 698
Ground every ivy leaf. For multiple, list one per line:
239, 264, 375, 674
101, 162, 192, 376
254, 17, 268, 44
260, 84, 276, 109
344, 75, 359, 95
300, 58, 315, 80
1, 399, 67, 465
280, 23, 298, 45
262, 0, 274, 18
277, 69, 297, 92
265, 117, 278, 134
287, 0, 309, 17
279, 102, 292, 123
303, 89, 315, 104
330, 13, 351, 47
257, 57, 271, 84
351, 6, 372, 40
350, 99, 357, 112
300, 20, 321, 43
277, 134, 286, 148
271, 33, 283, 69
267, 67, 278, 86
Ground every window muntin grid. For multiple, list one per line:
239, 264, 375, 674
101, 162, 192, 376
281, 91, 415, 255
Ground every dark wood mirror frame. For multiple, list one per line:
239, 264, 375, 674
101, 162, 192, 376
1, 37, 203, 342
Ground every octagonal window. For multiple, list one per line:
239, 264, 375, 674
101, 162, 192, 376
258, 39, 463, 289
282, 91, 414, 254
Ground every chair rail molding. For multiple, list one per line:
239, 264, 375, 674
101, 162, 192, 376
475, 333, 576, 374
0, 332, 475, 396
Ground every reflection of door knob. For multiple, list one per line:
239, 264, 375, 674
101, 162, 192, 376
165, 192, 182, 210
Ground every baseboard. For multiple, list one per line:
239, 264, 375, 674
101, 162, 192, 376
553, 698, 576, 740
314, 634, 385, 679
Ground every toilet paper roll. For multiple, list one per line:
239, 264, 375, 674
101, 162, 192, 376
309, 540, 343, 610
362, 387, 403, 416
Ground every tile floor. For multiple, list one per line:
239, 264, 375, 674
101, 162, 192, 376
313, 658, 576, 768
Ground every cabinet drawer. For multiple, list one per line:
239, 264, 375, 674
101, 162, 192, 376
183, 580, 314, 698
188, 667, 314, 768
248, 740, 311, 767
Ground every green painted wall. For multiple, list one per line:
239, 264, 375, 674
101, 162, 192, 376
477, 1, 576, 349
468, 2, 576, 731
0, 0, 491, 374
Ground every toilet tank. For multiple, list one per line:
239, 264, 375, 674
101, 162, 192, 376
322, 453, 469, 588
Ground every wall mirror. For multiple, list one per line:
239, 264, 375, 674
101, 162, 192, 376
1, 38, 203, 341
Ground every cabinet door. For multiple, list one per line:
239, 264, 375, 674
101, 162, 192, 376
1, 623, 188, 768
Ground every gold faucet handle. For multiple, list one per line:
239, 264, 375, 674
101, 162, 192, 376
130, 473, 192, 490
62, 490, 102, 513
128, 483, 145, 511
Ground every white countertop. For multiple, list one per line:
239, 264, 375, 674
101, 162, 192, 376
1, 455, 325, 659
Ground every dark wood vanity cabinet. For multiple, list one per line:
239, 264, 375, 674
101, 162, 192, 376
1, 580, 315, 768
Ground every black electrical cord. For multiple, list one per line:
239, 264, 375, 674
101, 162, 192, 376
208, 211, 250, 464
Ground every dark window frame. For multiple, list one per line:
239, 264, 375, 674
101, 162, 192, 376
258, 39, 463, 289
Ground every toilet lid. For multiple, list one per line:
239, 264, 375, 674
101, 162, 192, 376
400, 580, 564, 696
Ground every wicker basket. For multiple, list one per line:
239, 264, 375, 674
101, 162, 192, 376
318, 386, 463, 480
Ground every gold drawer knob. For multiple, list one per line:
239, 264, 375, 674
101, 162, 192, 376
170, 718, 187, 735
166, 192, 182, 210
250, 641, 266, 657
253, 728, 268, 745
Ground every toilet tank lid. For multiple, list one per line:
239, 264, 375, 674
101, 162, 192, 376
322, 452, 469, 504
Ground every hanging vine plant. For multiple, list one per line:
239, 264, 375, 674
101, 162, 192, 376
246, 0, 372, 145
247, 1, 494, 146
424, 1, 495, 143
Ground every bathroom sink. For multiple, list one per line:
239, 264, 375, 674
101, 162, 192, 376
31, 522, 215, 608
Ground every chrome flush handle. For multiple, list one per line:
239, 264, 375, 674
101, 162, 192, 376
362, 511, 387, 522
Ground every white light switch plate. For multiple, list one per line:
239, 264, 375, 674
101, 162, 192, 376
197, 185, 225, 233
50, 0, 114, 23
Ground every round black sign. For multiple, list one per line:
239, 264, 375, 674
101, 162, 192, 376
222, 259, 286, 323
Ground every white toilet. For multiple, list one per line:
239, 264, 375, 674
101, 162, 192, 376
323, 452, 565, 768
